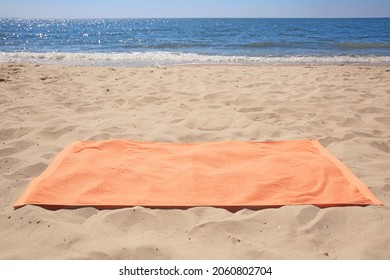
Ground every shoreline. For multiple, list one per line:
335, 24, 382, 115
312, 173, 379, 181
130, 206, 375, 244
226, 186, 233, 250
1, 62, 389, 259
2, 51, 390, 67
2, 61, 390, 70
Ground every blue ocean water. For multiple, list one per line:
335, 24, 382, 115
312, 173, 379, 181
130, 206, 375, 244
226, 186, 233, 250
1, 18, 390, 66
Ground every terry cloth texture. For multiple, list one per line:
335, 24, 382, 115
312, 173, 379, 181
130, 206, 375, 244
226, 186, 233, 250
13, 139, 383, 209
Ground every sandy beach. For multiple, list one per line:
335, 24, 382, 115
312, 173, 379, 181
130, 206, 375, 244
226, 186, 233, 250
0, 62, 389, 259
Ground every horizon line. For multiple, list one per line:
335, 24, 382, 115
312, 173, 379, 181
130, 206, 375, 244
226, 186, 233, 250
1, 16, 390, 20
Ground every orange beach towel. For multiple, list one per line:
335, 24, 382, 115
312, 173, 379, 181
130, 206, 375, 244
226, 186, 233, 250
13, 139, 382, 209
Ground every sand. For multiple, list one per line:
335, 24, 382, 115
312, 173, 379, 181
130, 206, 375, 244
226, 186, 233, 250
0, 62, 389, 259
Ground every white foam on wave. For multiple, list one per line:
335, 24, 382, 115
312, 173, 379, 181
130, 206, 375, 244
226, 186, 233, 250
1, 51, 390, 66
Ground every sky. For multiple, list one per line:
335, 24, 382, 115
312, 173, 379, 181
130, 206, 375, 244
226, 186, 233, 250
0, 0, 389, 19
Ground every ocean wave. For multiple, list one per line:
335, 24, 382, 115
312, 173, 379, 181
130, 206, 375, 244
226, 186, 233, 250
227, 42, 285, 48
336, 42, 390, 49
1, 51, 390, 66
122, 43, 211, 50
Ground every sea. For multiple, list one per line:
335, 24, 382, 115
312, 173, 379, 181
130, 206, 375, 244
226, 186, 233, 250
1, 18, 390, 66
